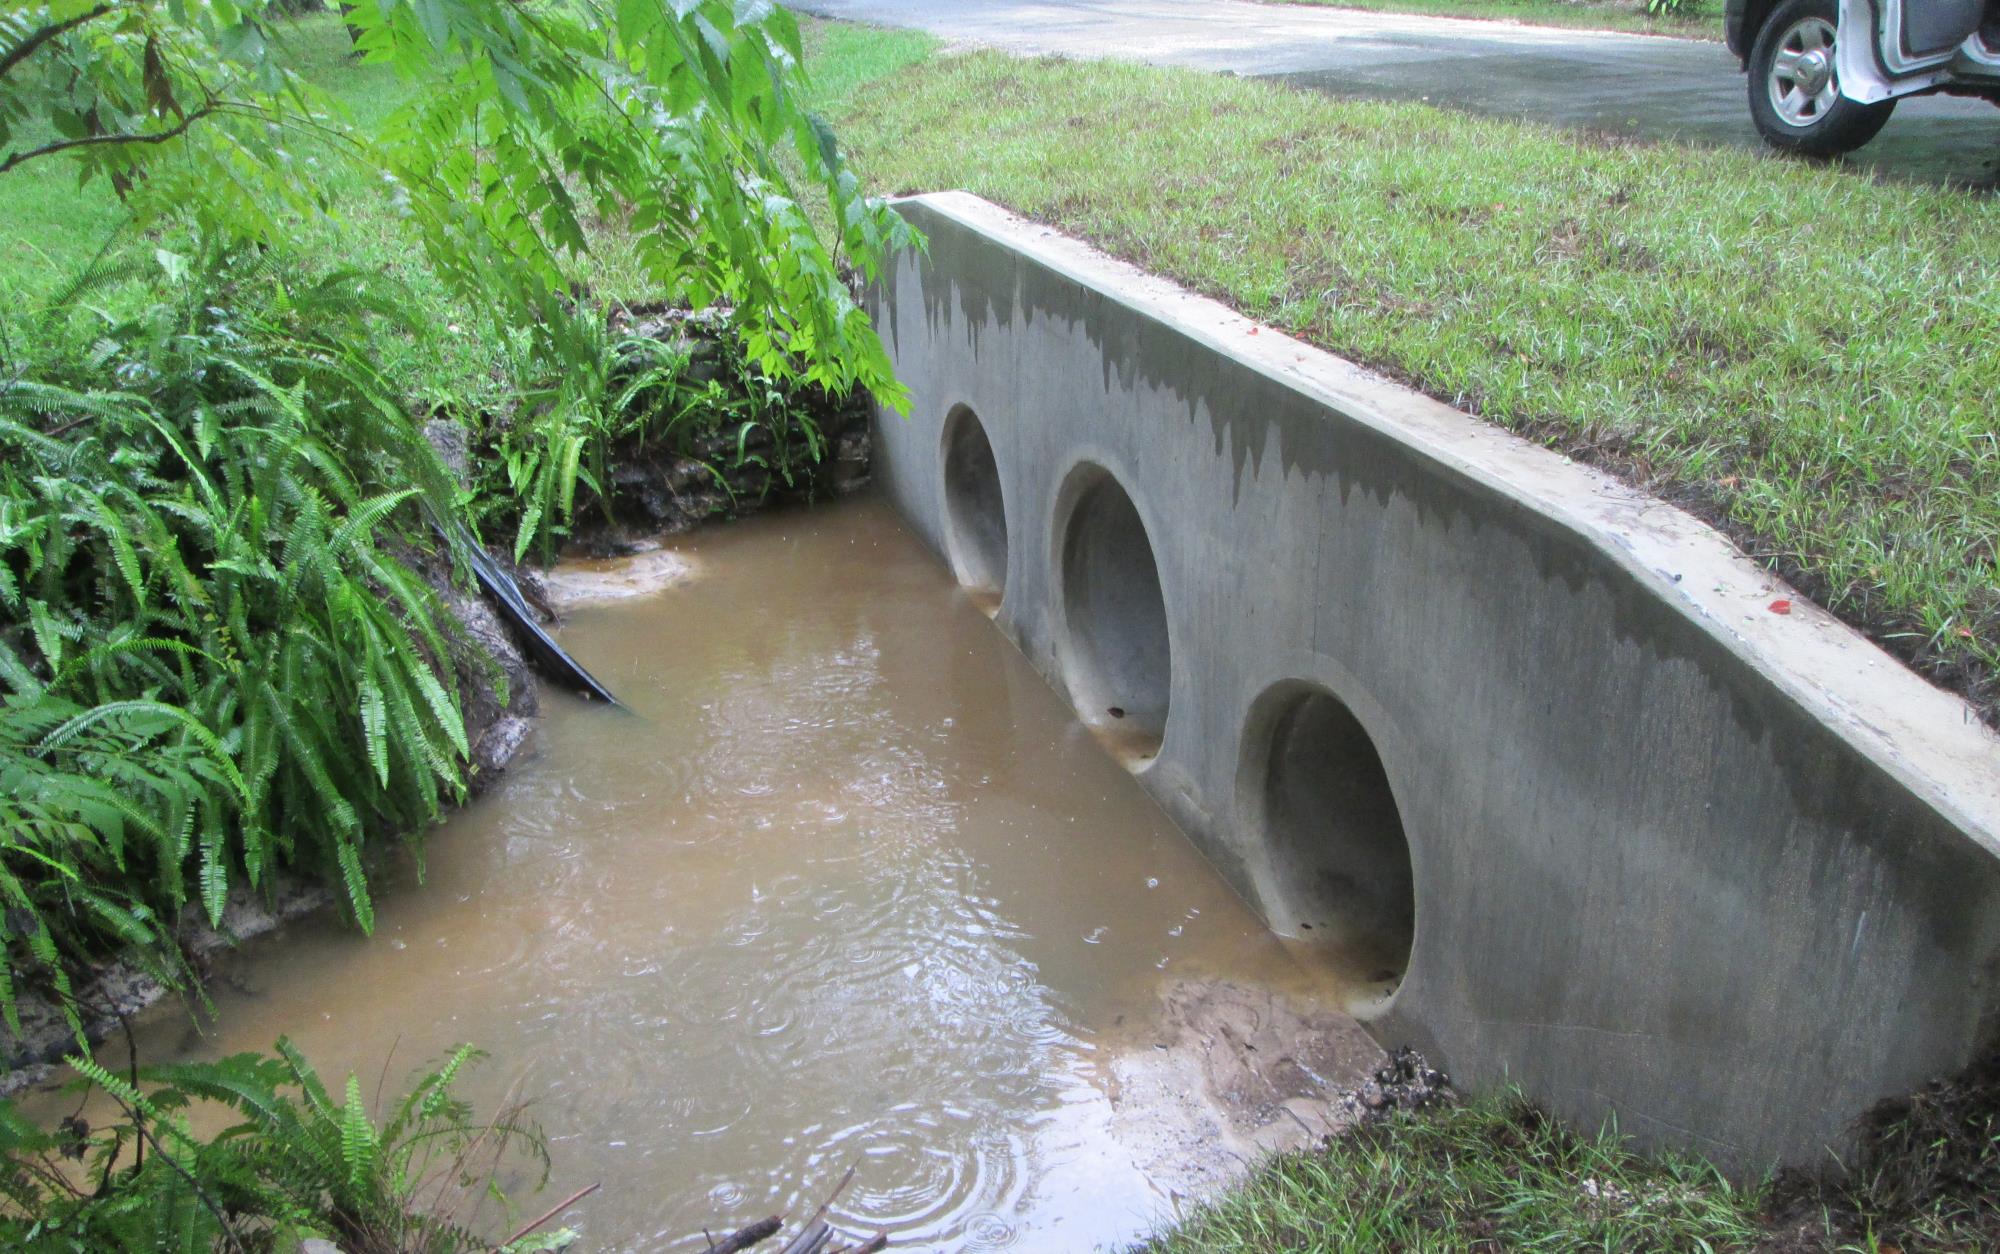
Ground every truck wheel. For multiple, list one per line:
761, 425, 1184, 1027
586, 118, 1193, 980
1747, 0, 1896, 156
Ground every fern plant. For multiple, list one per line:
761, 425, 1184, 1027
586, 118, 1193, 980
0, 240, 487, 1031
489, 300, 728, 562
0, 1040, 566, 1252
478, 299, 863, 562
0, 666, 242, 1034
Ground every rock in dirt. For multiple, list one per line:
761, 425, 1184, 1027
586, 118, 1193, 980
0, 871, 333, 1096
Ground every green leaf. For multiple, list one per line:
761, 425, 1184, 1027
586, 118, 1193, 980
155, 248, 190, 284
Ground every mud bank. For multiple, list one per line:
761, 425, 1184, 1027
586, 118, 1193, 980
1107, 979, 1385, 1202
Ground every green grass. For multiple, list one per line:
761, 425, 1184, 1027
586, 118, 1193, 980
0, 163, 130, 307
812, 29, 2000, 720
1140, 1096, 1767, 1251
1268, 0, 1720, 38
1138, 1060, 2000, 1252
798, 20, 939, 114
0, 15, 397, 303
1135, 1084, 2000, 1252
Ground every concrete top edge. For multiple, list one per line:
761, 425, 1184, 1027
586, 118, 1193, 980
890, 190, 2000, 850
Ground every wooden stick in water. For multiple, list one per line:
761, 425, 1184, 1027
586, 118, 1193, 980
708, 1216, 783, 1253
500, 1181, 601, 1247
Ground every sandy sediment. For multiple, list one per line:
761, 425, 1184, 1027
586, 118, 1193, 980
1106, 978, 1386, 1204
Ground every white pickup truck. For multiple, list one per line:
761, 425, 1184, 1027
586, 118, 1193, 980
1726, 0, 2000, 153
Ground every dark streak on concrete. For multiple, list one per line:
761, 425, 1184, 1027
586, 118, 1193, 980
869, 193, 2000, 1173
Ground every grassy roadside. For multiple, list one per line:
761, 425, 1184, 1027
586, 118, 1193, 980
809, 26, 2000, 724
1264, 0, 1720, 38
1142, 1096, 1765, 1251
1137, 1076, 2000, 1253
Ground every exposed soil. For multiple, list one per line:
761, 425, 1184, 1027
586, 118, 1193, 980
1106, 978, 1386, 1201
1755, 1046, 2000, 1252
589, 404, 871, 545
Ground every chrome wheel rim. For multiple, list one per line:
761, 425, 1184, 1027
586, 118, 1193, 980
1768, 16, 1840, 128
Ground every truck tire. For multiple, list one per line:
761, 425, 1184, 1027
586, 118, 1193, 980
1747, 0, 1896, 156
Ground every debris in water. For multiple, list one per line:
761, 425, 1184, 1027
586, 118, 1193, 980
446, 521, 621, 705
1107, 706, 1127, 719
1341, 1045, 1456, 1121
703, 1165, 888, 1253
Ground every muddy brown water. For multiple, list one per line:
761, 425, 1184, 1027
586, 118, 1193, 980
28, 496, 1381, 1251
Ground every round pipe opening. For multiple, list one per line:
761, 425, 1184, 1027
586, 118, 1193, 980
1251, 684, 1414, 980
1056, 465, 1171, 764
940, 405, 1009, 608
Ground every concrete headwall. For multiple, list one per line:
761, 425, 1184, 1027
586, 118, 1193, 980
864, 192, 2000, 1171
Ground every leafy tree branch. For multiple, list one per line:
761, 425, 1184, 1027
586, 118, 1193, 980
0, 3, 112, 82
0, 96, 215, 174
0, 0, 916, 404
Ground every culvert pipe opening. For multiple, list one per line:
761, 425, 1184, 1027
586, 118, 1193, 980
1057, 466, 1171, 765
1253, 685, 1415, 981
941, 404, 1009, 609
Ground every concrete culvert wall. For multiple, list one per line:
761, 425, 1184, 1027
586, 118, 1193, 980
1057, 465, 1171, 761
1250, 683, 1415, 974
940, 404, 1009, 602
865, 192, 2000, 1172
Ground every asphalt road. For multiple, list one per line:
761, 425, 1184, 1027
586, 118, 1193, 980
798, 0, 2000, 187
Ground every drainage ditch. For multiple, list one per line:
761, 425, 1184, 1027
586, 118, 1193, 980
20, 497, 1388, 1250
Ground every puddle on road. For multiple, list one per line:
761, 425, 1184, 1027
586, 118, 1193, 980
28, 495, 1384, 1251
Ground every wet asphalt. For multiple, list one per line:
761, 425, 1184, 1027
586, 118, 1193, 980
798, 0, 2000, 187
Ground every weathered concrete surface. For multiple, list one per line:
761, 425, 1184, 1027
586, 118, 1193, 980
798, 0, 2000, 187
865, 191, 2000, 1172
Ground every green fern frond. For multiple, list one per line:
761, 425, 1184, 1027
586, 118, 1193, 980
339, 1073, 381, 1191
335, 840, 373, 934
